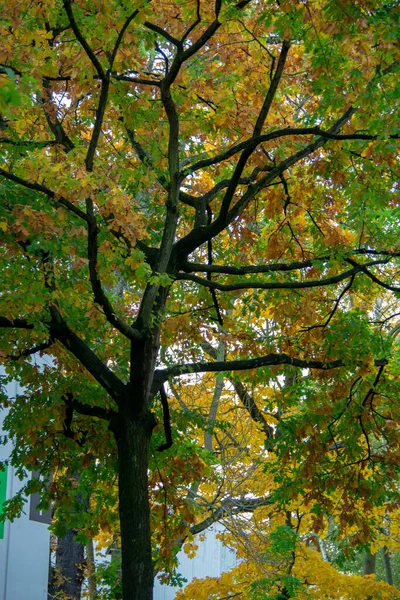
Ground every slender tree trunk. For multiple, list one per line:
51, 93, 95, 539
85, 539, 98, 599
54, 529, 85, 599
114, 411, 156, 600
381, 546, 393, 586
363, 552, 377, 600
363, 552, 376, 575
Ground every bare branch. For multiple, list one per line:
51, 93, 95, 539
302, 275, 356, 332
202, 341, 274, 439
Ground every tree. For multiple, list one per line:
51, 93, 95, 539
0, 0, 399, 598
162, 357, 400, 599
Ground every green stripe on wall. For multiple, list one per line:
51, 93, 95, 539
0, 465, 7, 539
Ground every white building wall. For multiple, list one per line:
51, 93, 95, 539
154, 526, 238, 600
0, 375, 50, 600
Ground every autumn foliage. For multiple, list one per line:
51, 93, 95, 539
0, 0, 399, 598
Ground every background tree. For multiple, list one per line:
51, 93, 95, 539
0, 0, 399, 599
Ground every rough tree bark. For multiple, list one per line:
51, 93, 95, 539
53, 530, 85, 600
112, 409, 157, 600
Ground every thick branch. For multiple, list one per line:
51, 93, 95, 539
220, 107, 356, 224
109, 10, 139, 70
0, 317, 35, 329
161, 0, 242, 86
65, 393, 116, 421
253, 40, 291, 137
85, 79, 110, 172
218, 41, 291, 223
41, 79, 75, 153
49, 320, 128, 403
62, 0, 106, 81
181, 249, 400, 275
167, 490, 274, 561
158, 354, 388, 383
125, 128, 197, 209
0, 315, 128, 403
156, 384, 173, 451
176, 17, 221, 71
175, 260, 390, 291
189, 495, 274, 536
111, 74, 160, 86
232, 380, 274, 438
181, 0, 201, 42
181, 257, 317, 275
158, 353, 344, 382
144, 22, 182, 47
202, 341, 273, 438
136, 83, 180, 327
181, 124, 390, 178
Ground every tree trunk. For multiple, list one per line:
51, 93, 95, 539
114, 411, 156, 600
85, 538, 98, 599
363, 552, 376, 575
381, 546, 393, 586
54, 529, 85, 599
363, 552, 377, 600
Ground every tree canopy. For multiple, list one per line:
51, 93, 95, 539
0, 0, 399, 598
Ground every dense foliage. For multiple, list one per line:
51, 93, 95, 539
0, 0, 399, 598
